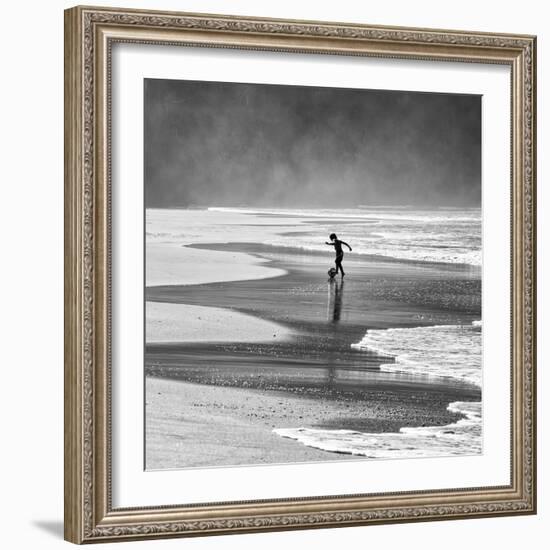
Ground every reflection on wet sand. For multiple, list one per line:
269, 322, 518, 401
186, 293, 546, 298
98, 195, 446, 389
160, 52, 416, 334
327, 278, 345, 323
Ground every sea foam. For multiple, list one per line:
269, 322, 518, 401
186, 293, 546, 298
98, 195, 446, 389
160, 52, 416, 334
351, 323, 482, 387
274, 401, 482, 459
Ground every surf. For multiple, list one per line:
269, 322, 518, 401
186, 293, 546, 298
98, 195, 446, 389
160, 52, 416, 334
274, 321, 482, 459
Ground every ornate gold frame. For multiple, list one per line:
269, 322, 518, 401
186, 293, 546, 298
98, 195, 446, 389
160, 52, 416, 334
64, 5, 537, 544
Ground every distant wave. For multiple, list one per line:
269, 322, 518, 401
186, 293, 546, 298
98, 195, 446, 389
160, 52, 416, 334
208, 206, 481, 223
274, 322, 482, 460
357, 204, 413, 210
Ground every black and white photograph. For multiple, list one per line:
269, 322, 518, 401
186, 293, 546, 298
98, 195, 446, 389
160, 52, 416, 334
144, 79, 482, 470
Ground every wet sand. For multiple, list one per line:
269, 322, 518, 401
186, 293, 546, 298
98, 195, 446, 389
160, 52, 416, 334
145, 242, 480, 469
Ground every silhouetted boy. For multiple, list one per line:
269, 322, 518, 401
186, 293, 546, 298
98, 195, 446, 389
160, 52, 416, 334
325, 233, 352, 277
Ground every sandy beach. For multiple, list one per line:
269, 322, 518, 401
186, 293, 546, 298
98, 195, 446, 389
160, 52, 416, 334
144, 209, 481, 469
146, 377, 347, 469
146, 373, 476, 469
146, 301, 292, 344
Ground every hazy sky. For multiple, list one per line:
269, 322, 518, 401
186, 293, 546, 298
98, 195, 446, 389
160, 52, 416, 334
144, 78, 481, 208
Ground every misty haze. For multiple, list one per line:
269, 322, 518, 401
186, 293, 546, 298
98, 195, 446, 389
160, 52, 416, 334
145, 79, 480, 209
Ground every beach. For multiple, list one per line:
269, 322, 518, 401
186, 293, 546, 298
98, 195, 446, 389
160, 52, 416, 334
145, 208, 482, 469
146, 375, 477, 469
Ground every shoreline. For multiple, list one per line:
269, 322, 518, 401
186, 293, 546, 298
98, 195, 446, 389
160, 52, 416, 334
146, 375, 476, 469
145, 209, 481, 468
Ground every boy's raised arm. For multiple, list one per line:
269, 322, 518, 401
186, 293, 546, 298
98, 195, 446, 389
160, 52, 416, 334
341, 240, 352, 251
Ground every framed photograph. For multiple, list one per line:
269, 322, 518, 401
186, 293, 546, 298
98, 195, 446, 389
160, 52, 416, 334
64, 5, 537, 544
